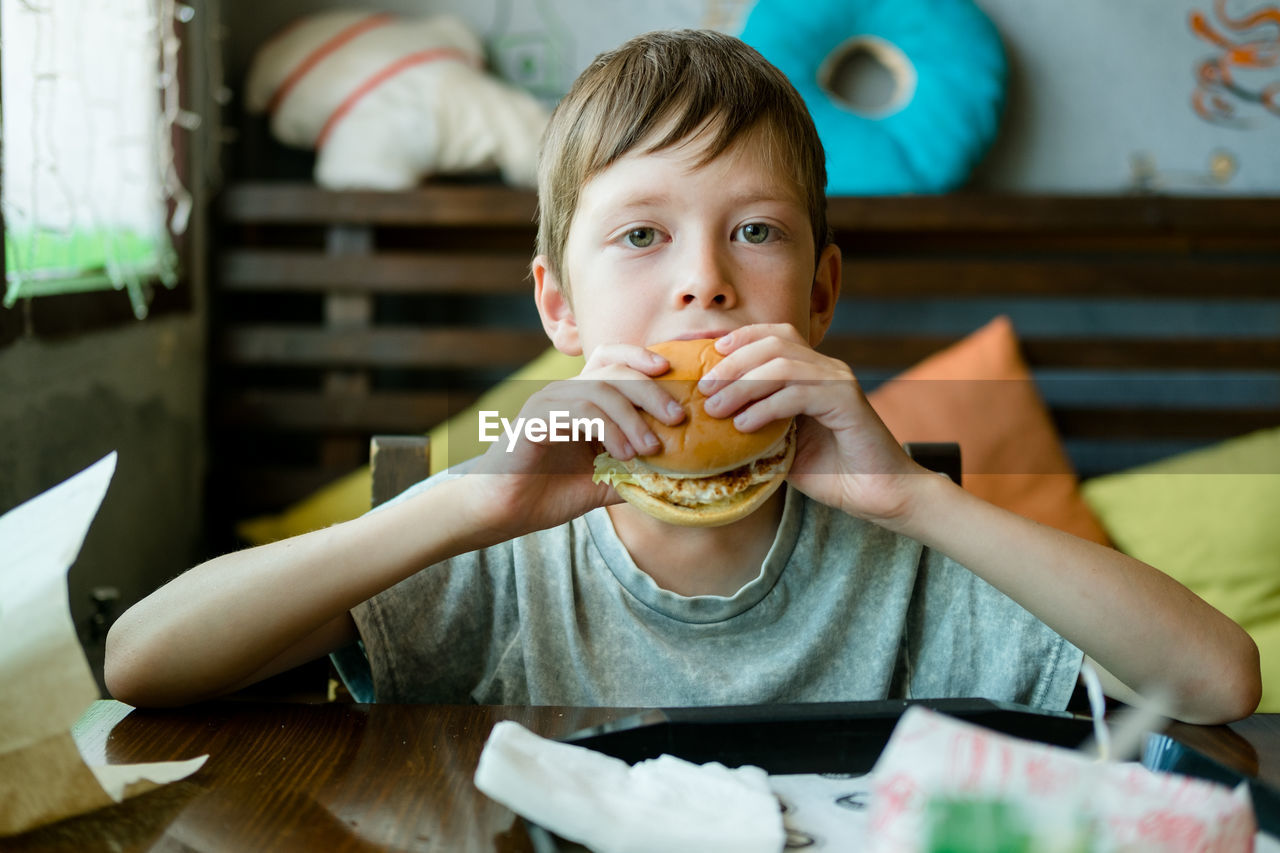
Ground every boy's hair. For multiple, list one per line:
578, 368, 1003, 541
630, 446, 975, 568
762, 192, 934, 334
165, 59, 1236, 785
536, 29, 830, 294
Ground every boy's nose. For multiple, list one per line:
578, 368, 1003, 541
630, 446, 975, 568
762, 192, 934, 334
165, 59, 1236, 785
676, 240, 737, 309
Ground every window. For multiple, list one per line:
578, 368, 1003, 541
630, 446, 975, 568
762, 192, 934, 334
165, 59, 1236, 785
1, 0, 194, 321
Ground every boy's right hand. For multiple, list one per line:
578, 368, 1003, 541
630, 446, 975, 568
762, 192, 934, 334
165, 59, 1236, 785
461, 344, 684, 541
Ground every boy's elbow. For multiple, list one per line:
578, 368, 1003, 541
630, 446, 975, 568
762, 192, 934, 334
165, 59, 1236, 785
1220, 636, 1263, 723
1182, 633, 1262, 726
103, 621, 148, 706
104, 620, 184, 708
1200, 673, 1261, 727
103, 667, 145, 708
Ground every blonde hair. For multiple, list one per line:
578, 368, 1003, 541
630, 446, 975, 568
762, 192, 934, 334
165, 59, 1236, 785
535, 29, 830, 293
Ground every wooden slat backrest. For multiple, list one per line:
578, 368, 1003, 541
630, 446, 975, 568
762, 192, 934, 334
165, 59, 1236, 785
209, 184, 1280, 526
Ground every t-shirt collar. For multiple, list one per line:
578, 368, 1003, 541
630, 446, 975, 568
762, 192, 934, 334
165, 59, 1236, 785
582, 485, 804, 624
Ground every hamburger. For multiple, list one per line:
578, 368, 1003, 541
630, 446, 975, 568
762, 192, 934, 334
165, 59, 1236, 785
592, 338, 796, 527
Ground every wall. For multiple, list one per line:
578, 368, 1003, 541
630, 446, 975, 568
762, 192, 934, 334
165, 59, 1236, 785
0, 318, 207, 685
973, 0, 1280, 193
222, 0, 1280, 194
0, 8, 219, 690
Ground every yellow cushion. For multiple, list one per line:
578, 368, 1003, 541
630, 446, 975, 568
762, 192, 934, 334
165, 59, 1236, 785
1081, 427, 1280, 711
235, 347, 585, 545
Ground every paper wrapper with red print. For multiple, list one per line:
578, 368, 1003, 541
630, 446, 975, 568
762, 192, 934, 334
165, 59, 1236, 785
867, 706, 1255, 853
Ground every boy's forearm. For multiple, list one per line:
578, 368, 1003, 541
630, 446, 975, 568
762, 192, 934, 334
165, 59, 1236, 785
883, 474, 1261, 724
105, 475, 499, 707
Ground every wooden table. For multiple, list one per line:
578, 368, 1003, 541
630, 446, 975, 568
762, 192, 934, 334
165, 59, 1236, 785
7, 701, 1280, 851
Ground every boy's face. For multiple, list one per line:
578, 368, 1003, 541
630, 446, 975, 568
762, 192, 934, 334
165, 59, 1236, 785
534, 128, 840, 357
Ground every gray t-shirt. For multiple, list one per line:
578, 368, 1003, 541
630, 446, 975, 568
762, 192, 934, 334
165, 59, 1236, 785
345, 472, 1082, 708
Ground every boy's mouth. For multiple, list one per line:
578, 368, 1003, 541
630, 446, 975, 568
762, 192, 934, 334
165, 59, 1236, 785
669, 330, 732, 342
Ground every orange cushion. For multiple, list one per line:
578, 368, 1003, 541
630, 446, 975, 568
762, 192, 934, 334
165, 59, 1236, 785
865, 315, 1109, 545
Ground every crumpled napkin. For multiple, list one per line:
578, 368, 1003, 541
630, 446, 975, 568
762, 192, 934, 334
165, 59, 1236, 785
473, 720, 784, 853
1, 453, 208, 836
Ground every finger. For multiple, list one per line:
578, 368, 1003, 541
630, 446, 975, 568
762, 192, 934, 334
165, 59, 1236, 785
616, 372, 687, 427
702, 368, 789, 420
591, 386, 673, 456
594, 412, 638, 460
729, 369, 869, 438
712, 323, 805, 357
584, 343, 669, 376
574, 400, 639, 461
701, 329, 811, 395
576, 366, 686, 427
518, 388, 638, 460
729, 383, 811, 433
706, 353, 849, 424
550, 382, 664, 458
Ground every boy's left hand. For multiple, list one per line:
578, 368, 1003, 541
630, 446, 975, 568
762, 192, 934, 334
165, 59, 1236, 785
702, 323, 925, 525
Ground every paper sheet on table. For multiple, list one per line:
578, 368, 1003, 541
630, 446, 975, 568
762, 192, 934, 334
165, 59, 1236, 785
0, 453, 207, 837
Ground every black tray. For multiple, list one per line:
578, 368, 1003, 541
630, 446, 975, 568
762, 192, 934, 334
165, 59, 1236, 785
524, 698, 1280, 851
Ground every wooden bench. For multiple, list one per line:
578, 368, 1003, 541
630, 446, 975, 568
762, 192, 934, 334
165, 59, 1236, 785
209, 183, 1280, 543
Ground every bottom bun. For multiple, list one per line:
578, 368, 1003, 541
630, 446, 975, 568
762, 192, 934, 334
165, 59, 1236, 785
612, 433, 796, 527
614, 476, 787, 527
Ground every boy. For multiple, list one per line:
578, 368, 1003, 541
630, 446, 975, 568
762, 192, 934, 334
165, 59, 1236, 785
106, 30, 1260, 724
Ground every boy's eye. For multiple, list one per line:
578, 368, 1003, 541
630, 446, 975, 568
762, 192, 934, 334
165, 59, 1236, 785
738, 223, 772, 244
626, 228, 657, 248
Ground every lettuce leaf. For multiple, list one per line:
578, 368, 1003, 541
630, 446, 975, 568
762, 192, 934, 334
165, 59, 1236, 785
592, 454, 636, 488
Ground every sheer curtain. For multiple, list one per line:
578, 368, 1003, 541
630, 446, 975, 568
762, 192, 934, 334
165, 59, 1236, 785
1, 0, 196, 318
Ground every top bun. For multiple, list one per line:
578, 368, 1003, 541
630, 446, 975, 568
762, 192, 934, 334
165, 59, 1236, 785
638, 338, 792, 476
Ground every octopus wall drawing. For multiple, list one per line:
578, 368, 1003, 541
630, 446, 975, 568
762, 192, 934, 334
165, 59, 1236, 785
1190, 0, 1280, 125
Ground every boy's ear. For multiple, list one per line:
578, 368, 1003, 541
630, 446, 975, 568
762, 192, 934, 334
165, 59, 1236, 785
532, 254, 583, 356
807, 243, 842, 347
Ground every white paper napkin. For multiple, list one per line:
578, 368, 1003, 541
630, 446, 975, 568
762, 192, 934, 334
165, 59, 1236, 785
474, 720, 784, 853
0, 454, 208, 836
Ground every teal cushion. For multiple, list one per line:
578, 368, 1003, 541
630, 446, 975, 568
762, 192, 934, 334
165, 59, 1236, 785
740, 0, 1006, 194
